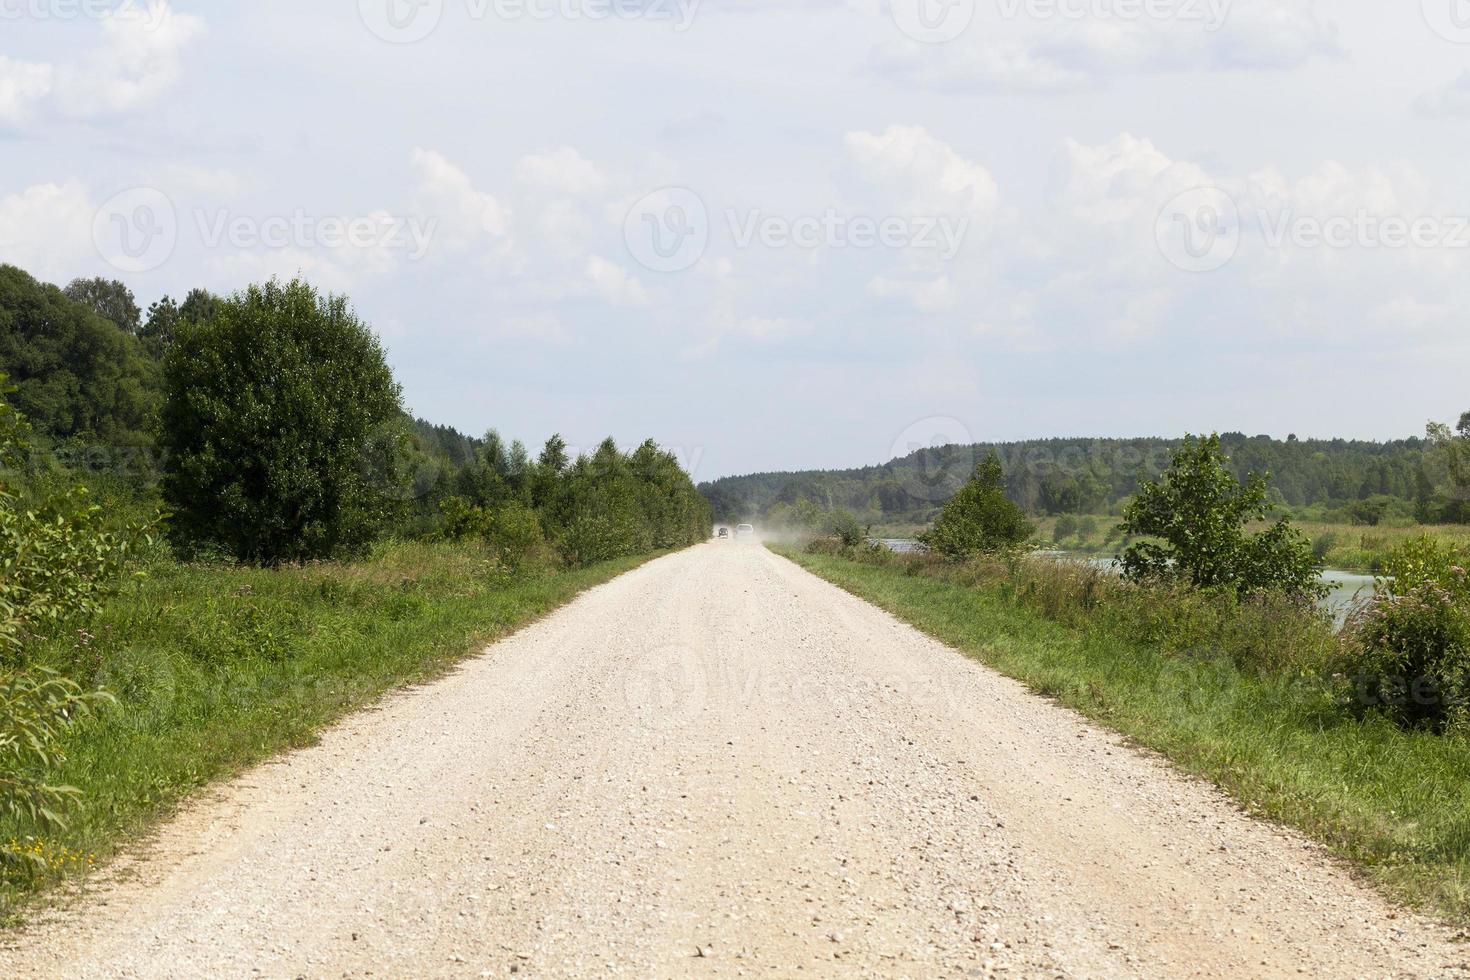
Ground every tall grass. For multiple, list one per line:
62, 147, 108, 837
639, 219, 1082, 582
0, 540, 657, 918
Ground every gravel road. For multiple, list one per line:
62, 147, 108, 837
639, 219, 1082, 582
4, 543, 1467, 978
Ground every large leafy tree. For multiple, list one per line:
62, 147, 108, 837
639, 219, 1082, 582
160, 278, 404, 564
1118, 434, 1325, 598
63, 277, 141, 335
919, 453, 1033, 559
0, 266, 160, 446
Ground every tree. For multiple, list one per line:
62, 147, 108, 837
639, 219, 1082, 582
142, 288, 221, 357
1118, 434, 1325, 598
160, 278, 404, 564
0, 265, 159, 446
532, 434, 569, 509
1423, 413, 1470, 524
63, 277, 141, 334
919, 454, 1033, 559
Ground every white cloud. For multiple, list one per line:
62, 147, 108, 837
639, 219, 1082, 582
870, 0, 1338, 92
410, 148, 512, 251
586, 255, 649, 307
45, 2, 204, 121
0, 56, 54, 126
846, 125, 998, 217
517, 148, 608, 197
0, 181, 97, 281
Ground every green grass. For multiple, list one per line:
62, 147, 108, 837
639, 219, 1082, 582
1297, 522, 1470, 574
773, 543, 1470, 923
1, 541, 658, 918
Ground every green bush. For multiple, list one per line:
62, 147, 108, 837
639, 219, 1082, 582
828, 509, 867, 548
436, 495, 491, 541
1119, 434, 1324, 599
1380, 535, 1469, 601
1342, 582, 1470, 734
918, 454, 1033, 560
485, 502, 545, 570
160, 278, 404, 565
0, 382, 141, 833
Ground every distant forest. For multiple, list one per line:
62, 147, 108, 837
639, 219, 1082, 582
701, 430, 1470, 529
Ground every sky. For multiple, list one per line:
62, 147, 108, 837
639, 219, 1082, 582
1, 0, 1468, 481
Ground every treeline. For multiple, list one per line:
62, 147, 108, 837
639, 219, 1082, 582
0, 264, 710, 566
703, 430, 1470, 528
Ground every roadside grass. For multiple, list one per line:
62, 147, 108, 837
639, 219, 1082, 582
772, 543, 1470, 923
0, 541, 657, 919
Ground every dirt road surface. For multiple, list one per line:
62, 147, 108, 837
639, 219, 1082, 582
4, 543, 1467, 978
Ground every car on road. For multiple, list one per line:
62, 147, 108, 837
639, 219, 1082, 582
716, 527, 729, 539
735, 524, 755, 540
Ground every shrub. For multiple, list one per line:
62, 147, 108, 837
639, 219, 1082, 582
160, 278, 404, 565
1380, 535, 1469, 601
919, 454, 1033, 560
1119, 434, 1324, 599
485, 502, 545, 569
0, 379, 151, 664
0, 383, 139, 830
1342, 582, 1470, 734
436, 496, 491, 542
828, 509, 867, 548
1053, 514, 1079, 542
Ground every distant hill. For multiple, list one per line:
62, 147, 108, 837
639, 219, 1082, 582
700, 433, 1435, 525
